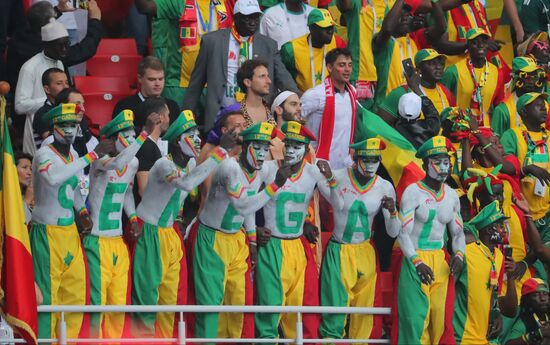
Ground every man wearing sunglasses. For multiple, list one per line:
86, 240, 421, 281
491, 57, 548, 137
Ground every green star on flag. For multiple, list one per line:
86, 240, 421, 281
315, 72, 323, 83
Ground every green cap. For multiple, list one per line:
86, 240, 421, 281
349, 138, 386, 157
415, 135, 454, 159
46, 103, 80, 125
464, 200, 509, 237
414, 49, 445, 66
307, 8, 335, 28
516, 92, 548, 112
100, 109, 135, 137
466, 28, 491, 41
512, 56, 539, 73
162, 110, 197, 142
240, 122, 278, 142
281, 121, 316, 144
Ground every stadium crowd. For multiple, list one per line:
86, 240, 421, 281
2, 0, 550, 343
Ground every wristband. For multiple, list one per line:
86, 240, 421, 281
129, 214, 138, 223
471, 129, 481, 135
390, 210, 398, 218
78, 207, 89, 217
327, 175, 337, 189
83, 151, 99, 164
265, 182, 279, 197
455, 250, 464, 261
249, 241, 257, 246
211, 147, 227, 163
136, 132, 148, 145
411, 255, 423, 267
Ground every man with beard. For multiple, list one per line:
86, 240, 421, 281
255, 120, 343, 341
492, 57, 547, 136
441, 28, 505, 128
319, 138, 401, 341
501, 93, 550, 255
30, 103, 113, 339
190, 121, 291, 340
131, 110, 237, 338
501, 278, 550, 344
454, 201, 518, 344
378, 49, 455, 125
271, 91, 302, 125
181, 0, 298, 133
393, 135, 466, 345
237, 59, 276, 127
280, 9, 341, 93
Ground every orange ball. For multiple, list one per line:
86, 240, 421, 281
0, 81, 10, 95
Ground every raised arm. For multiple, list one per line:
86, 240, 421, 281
95, 132, 148, 171
336, 0, 353, 13
135, 0, 157, 16
170, 147, 228, 192
424, 1, 447, 43
374, 0, 405, 48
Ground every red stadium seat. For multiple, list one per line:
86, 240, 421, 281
74, 76, 132, 136
74, 76, 131, 94
87, 55, 142, 87
95, 38, 138, 56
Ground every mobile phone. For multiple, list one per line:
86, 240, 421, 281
504, 244, 513, 259
402, 58, 415, 78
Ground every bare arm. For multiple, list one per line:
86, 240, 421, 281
35, 152, 97, 186
171, 148, 228, 192
382, 184, 401, 238
95, 132, 148, 171
136, 171, 149, 198
374, 0, 405, 48
424, 1, 447, 43
448, 194, 466, 255
432, 33, 468, 56
504, 0, 524, 42
123, 181, 137, 219
439, 0, 464, 11
336, 0, 353, 15
398, 191, 419, 259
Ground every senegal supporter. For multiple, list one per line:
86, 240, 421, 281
378, 49, 455, 125
134, 0, 232, 108
393, 92, 441, 149
441, 28, 505, 128
454, 201, 517, 344
373, 0, 446, 106
501, 93, 550, 249
259, 0, 314, 49
281, 9, 343, 93
492, 57, 547, 137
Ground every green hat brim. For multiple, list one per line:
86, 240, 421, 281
162, 121, 197, 142
284, 132, 310, 144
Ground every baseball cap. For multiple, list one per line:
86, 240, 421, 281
516, 92, 548, 111
522, 278, 549, 297
466, 28, 491, 41
307, 8, 336, 28
512, 56, 540, 73
398, 92, 422, 121
414, 49, 445, 66
234, 0, 262, 15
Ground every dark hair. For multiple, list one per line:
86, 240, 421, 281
14, 152, 33, 165
325, 48, 352, 66
219, 111, 244, 129
138, 56, 164, 76
27, 1, 54, 33
55, 87, 82, 105
42, 68, 66, 86
236, 59, 269, 91
135, 98, 167, 128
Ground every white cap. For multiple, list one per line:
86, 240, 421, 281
398, 92, 422, 120
271, 91, 298, 113
41, 18, 69, 42
234, 0, 262, 15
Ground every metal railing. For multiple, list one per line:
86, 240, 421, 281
2, 305, 392, 344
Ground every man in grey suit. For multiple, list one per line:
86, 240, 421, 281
181, 0, 299, 133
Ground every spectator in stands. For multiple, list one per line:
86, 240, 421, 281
33, 68, 69, 148
200, 104, 246, 161
15, 152, 34, 224
112, 56, 180, 126
15, 18, 68, 155
135, 0, 233, 109
373, 0, 446, 106
7, 0, 102, 87
378, 49, 455, 125
518, 0, 550, 37
441, 28, 505, 128
394, 92, 441, 149
271, 90, 302, 125
42, 0, 78, 44
301, 48, 356, 169
455, 201, 517, 344
500, 278, 550, 344
259, 0, 314, 49
492, 57, 547, 136
133, 98, 170, 203
281, 9, 342, 93
236, 59, 276, 127
501, 93, 550, 251
181, 0, 299, 133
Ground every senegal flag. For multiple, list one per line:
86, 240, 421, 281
0, 95, 38, 344
355, 107, 425, 200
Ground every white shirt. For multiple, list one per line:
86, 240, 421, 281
259, 3, 313, 49
15, 52, 64, 156
301, 83, 354, 169
222, 34, 253, 107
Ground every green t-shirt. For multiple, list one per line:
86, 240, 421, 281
491, 102, 512, 138
519, 0, 550, 36
154, 0, 185, 88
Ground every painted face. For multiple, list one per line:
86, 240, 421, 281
284, 140, 307, 166
486, 220, 507, 244
115, 129, 136, 153
356, 156, 380, 178
426, 156, 451, 182
178, 127, 201, 158
246, 141, 270, 170
53, 123, 78, 145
